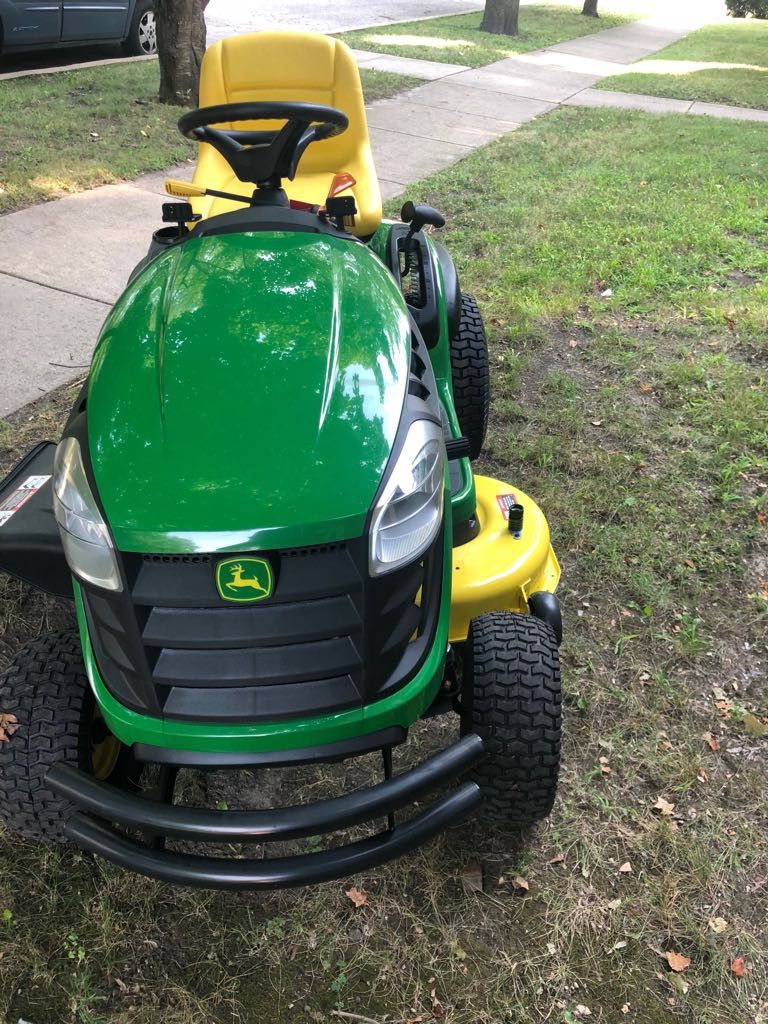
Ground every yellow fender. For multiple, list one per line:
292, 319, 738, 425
449, 475, 560, 644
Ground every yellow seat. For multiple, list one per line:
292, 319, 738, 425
191, 31, 382, 237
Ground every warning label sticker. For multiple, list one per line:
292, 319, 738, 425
496, 493, 518, 520
0, 475, 51, 528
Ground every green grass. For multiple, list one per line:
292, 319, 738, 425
2, 108, 768, 1023
0, 61, 416, 214
596, 20, 768, 109
340, 5, 635, 68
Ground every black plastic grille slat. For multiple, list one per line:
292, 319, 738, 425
142, 595, 360, 649
153, 636, 362, 689
161, 676, 362, 721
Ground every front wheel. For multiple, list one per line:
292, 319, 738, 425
462, 613, 561, 826
123, 0, 157, 56
0, 631, 132, 843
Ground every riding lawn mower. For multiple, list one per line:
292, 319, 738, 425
0, 32, 562, 889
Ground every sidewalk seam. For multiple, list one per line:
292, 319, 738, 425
0, 269, 112, 307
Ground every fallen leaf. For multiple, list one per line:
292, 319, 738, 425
708, 917, 728, 934
664, 951, 691, 973
684, 559, 696, 569
548, 853, 566, 865
513, 875, 530, 892
703, 732, 721, 752
599, 756, 612, 775
461, 861, 483, 893
568, 338, 578, 348
608, 898, 622, 910
731, 956, 747, 977
0, 714, 19, 742
638, 382, 653, 394
430, 988, 445, 1018
547, 941, 557, 955
743, 713, 768, 739
575, 1005, 592, 1017
345, 886, 368, 908
619, 862, 633, 874
669, 974, 690, 995
653, 796, 675, 817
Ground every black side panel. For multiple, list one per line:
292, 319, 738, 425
386, 224, 440, 348
433, 241, 462, 340
0, 443, 72, 599
385, 229, 462, 349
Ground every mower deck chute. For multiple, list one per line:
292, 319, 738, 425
0, 441, 71, 598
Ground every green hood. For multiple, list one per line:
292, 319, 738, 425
87, 231, 410, 552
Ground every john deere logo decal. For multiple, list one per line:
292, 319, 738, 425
216, 557, 273, 603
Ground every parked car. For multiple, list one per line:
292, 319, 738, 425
0, 0, 156, 59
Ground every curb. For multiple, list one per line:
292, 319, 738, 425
0, 52, 155, 82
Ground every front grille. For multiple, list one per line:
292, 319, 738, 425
81, 531, 443, 724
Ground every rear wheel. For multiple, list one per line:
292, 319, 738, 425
123, 0, 156, 56
462, 612, 561, 826
0, 631, 135, 843
450, 293, 490, 461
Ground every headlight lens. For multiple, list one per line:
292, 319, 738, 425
53, 437, 122, 592
370, 419, 445, 576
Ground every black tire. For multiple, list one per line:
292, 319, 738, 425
0, 631, 131, 843
462, 613, 561, 826
123, 0, 156, 56
450, 293, 490, 461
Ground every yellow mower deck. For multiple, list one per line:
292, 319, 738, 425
448, 475, 560, 644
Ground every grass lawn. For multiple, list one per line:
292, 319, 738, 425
340, 5, 635, 68
0, 61, 417, 215
596, 19, 768, 109
2, 107, 768, 1023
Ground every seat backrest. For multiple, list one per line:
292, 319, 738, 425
193, 32, 382, 236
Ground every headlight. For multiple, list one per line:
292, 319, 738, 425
370, 419, 445, 576
53, 437, 122, 592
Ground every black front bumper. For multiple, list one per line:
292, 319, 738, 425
47, 735, 484, 890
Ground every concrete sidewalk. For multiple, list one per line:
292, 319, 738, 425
0, 9, 717, 416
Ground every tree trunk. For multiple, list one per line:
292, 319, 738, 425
481, 0, 520, 36
582, 0, 599, 15
156, 0, 210, 106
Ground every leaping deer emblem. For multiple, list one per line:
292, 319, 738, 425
225, 563, 269, 595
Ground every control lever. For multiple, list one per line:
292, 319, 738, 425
401, 201, 445, 249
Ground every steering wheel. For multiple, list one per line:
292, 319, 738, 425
178, 102, 349, 188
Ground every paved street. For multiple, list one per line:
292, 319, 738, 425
207, 0, 480, 39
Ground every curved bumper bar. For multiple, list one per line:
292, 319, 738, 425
47, 734, 485, 889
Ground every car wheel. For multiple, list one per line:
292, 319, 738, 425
124, 0, 157, 56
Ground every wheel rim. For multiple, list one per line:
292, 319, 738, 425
90, 707, 121, 780
138, 11, 157, 55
